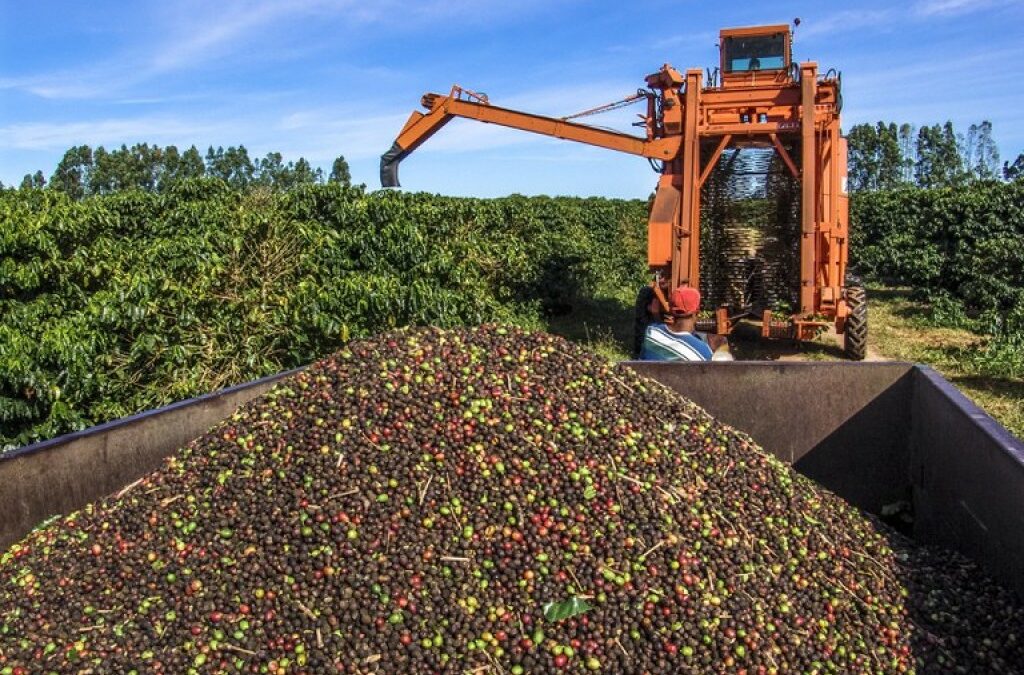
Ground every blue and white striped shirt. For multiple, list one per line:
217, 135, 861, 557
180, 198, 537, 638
641, 324, 714, 362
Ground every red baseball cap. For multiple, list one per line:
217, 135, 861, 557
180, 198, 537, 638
669, 286, 701, 316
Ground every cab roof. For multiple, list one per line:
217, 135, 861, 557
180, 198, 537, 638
719, 24, 791, 39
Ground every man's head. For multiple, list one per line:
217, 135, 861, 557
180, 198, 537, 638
669, 286, 701, 318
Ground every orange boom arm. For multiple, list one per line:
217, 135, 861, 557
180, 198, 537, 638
380, 70, 685, 187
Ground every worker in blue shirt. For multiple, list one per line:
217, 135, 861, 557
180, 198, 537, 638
640, 286, 730, 361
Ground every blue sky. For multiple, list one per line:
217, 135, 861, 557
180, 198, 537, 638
1, 0, 1022, 197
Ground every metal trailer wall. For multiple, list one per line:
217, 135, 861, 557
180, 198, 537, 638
0, 369, 299, 554
1, 363, 1022, 596
628, 362, 1024, 596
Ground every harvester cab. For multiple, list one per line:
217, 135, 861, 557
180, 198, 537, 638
381, 23, 867, 359
719, 25, 792, 84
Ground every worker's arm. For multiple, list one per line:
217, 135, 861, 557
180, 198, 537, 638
706, 334, 735, 361
705, 333, 728, 352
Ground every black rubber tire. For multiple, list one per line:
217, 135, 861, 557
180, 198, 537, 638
633, 285, 658, 359
844, 286, 868, 361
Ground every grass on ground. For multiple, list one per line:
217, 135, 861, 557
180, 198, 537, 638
544, 295, 635, 362
867, 286, 1023, 438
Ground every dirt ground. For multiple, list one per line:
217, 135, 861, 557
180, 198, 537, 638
723, 322, 884, 362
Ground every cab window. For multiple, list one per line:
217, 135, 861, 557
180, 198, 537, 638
724, 34, 786, 72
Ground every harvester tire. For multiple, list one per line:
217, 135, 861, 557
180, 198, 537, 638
633, 285, 657, 359
844, 286, 868, 361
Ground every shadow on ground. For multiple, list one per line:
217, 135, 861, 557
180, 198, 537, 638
544, 295, 635, 360
949, 374, 1024, 400
727, 320, 846, 361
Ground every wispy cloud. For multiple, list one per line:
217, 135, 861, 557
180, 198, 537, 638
0, 71, 127, 100
650, 30, 718, 51
913, 0, 1019, 16
0, 1, 335, 100
148, 0, 336, 74
797, 0, 1020, 42
843, 45, 1024, 87
111, 94, 211, 106
796, 10, 893, 39
841, 44, 1024, 147
268, 111, 410, 161
0, 118, 227, 151
2, 0, 558, 101
0, 78, 636, 169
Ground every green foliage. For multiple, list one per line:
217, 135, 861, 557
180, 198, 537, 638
204, 146, 255, 188
0, 181, 646, 449
542, 597, 592, 622
43, 143, 333, 198
955, 304, 1024, 380
1005, 154, 1024, 181
50, 145, 93, 199
329, 156, 352, 187
915, 122, 966, 188
847, 122, 905, 191
962, 121, 1000, 180
851, 181, 1024, 312
254, 153, 323, 189
851, 182, 1024, 380
965, 331, 1024, 380
891, 289, 1023, 379
19, 171, 45, 190
847, 119, 1004, 191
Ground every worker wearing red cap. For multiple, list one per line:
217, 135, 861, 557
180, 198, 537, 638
640, 286, 719, 361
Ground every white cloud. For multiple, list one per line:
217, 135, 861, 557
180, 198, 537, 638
268, 111, 412, 161
0, 118, 227, 151
840, 43, 1024, 150
842, 45, 1024, 87
796, 10, 893, 39
913, 0, 1018, 16
148, 0, 336, 73
0, 71, 130, 100
650, 30, 718, 51
0, 82, 639, 168
796, 1, 1020, 43
2, 0, 561, 101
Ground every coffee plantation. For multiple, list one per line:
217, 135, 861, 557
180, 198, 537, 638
3, 179, 1022, 451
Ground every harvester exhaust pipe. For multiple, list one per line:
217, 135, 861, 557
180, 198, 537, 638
380, 141, 405, 188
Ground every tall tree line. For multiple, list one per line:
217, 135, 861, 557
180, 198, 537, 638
847, 119, 1022, 191
12, 143, 352, 196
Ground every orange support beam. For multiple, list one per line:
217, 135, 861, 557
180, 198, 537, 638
675, 69, 703, 291
699, 135, 732, 187
769, 133, 800, 180
799, 63, 818, 316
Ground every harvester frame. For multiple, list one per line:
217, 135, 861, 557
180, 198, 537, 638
381, 24, 867, 359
